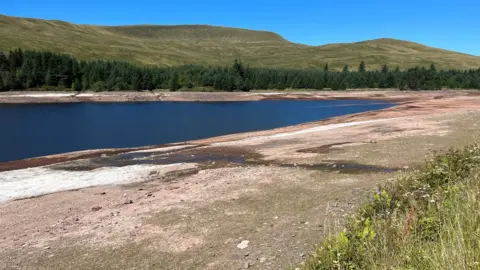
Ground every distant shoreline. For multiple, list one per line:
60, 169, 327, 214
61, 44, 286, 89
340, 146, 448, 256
1, 89, 475, 104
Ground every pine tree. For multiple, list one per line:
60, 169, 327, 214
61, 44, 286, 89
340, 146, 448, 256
0, 75, 4, 91
169, 72, 181, 91
381, 64, 389, 73
430, 63, 437, 73
72, 78, 82, 91
343, 65, 349, 73
358, 61, 366, 73
324, 63, 329, 72
0, 51, 8, 72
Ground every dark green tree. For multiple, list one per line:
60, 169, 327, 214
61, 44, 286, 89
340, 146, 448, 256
169, 72, 181, 91
381, 64, 389, 73
359, 61, 366, 73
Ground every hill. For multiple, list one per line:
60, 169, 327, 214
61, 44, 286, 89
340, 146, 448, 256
1, 14, 480, 70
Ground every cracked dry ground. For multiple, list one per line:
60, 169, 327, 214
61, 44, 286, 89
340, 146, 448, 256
1, 109, 480, 269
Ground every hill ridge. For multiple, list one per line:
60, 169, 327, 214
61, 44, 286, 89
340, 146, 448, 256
1, 14, 479, 70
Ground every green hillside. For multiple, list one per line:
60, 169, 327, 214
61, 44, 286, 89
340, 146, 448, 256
1, 14, 480, 70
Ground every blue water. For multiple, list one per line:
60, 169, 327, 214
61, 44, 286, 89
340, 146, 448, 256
0, 100, 393, 162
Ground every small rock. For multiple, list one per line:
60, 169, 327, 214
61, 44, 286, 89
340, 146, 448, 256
237, 240, 250, 249
91, 206, 102, 212
124, 200, 133, 205
101, 154, 107, 158
146, 193, 153, 197
260, 257, 267, 263
44, 246, 51, 250
403, 166, 410, 170
244, 252, 249, 257
243, 262, 250, 269
300, 253, 306, 258
370, 139, 377, 144
138, 188, 144, 191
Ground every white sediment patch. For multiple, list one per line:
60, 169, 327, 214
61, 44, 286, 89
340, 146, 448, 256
0, 163, 195, 203
76, 93, 95, 97
213, 118, 402, 146
7, 93, 75, 98
257, 92, 282, 96
268, 118, 397, 138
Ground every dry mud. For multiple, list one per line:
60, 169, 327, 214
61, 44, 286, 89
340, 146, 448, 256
1, 91, 480, 269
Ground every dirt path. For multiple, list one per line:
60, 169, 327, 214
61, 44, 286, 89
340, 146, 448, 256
1, 91, 480, 269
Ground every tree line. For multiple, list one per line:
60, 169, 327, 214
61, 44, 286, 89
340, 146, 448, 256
1, 49, 480, 92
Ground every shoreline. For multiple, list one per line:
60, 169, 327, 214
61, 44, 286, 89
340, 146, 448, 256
1, 89, 476, 104
1, 90, 479, 172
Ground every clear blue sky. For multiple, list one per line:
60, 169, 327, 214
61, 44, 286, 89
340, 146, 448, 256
3, 0, 479, 55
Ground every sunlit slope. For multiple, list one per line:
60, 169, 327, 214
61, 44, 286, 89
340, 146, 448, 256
1, 15, 479, 70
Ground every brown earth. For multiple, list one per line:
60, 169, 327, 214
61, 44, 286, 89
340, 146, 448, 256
1, 90, 480, 269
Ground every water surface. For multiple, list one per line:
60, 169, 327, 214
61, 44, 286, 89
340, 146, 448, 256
0, 100, 393, 162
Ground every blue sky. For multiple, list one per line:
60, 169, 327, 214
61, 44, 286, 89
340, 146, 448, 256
3, 0, 479, 55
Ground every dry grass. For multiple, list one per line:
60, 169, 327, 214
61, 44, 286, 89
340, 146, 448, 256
2, 15, 480, 70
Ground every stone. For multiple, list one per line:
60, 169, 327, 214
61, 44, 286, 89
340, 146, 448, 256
260, 257, 267, 263
124, 200, 133, 205
237, 240, 250, 249
91, 206, 102, 212
243, 262, 250, 269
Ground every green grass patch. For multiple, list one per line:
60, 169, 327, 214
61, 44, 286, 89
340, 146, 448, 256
301, 144, 480, 269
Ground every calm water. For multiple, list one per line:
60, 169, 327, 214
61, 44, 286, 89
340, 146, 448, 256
0, 100, 393, 162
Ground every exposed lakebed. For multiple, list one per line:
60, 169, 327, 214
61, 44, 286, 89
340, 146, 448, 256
0, 100, 393, 162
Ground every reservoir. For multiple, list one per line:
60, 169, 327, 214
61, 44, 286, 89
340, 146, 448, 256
0, 100, 393, 162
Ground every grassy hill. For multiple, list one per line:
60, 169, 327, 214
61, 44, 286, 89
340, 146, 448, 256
1, 14, 480, 70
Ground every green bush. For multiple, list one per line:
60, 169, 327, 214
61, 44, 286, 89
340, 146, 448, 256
301, 144, 480, 270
